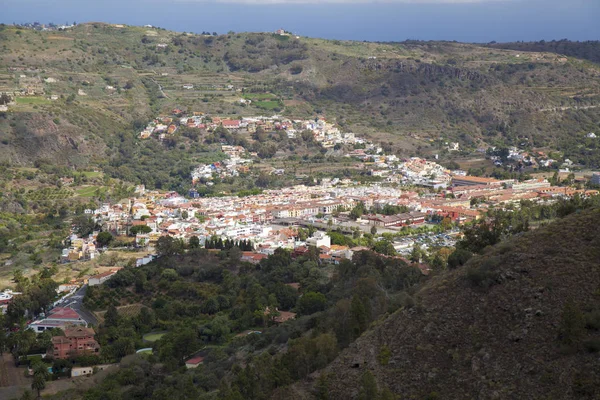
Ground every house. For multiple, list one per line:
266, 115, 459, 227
264, 307, 296, 323
48, 326, 100, 359
185, 356, 204, 369
222, 120, 241, 130
88, 269, 121, 286
0, 289, 19, 306
364, 212, 426, 227
241, 251, 268, 264
451, 175, 508, 187
319, 254, 334, 264
29, 307, 87, 332
306, 231, 331, 248
71, 364, 115, 377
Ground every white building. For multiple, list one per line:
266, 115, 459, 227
306, 231, 331, 248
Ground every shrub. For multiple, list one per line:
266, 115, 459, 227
447, 248, 472, 269
583, 339, 600, 353
377, 345, 391, 365
466, 259, 499, 289
558, 300, 585, 346
585, 310, 600, 330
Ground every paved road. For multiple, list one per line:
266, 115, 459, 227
53, 285, 98, 326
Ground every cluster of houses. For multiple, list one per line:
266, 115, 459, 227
58, 157, 599, 271
13, 21, 76, 31
139, 116, 178, 139
61, 233, 98, 262
191, 145, 253, 185
139, 109, 370, 149
488, 146, 584, 172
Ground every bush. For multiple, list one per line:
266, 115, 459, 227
296, 292, 327, 315
465, 259, 499, 289
447, 248, 473, 269
377, 345, 391, 365
583, 339, 600, 353
585, 310, 600, 330
558, 300, 585, 346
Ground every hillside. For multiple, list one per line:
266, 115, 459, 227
295, 207, 600, 399
486, 40, 600, 65
1, 23, 600, 182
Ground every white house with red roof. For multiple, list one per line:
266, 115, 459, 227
28, 307, 88, 333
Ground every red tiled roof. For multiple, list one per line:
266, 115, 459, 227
65, 326, 95, 338
48, 307, 81, 320
186, 356, 204, 365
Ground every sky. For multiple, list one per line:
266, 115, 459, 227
0, 0, 598, 42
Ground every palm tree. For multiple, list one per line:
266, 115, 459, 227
30, 361, 49, 399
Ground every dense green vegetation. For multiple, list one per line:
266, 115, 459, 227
71, 245, 424, 399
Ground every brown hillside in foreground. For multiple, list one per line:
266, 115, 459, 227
294, 208, 600, 399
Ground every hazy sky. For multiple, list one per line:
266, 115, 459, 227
1, 0, 598, 42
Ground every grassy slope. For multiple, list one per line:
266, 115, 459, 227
292, 208, 600, 399
0, 24, 599, 169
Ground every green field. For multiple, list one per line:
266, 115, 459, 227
82, 171, 102, 178
15, 97, 52, 105
242, 93, 277, 100
76, 186, 104, 197
255, 100, 282, 110
143, 332, 166, 342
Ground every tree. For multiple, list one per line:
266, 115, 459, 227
188, 236, 200, 249
441, 216, 453, 231
410, 244, 424, 263
104, 304, 120, 327
255, 173, 271, 188
228, 246, 242, 266
129, 225, 152, 236
20, 390, 34, 400
72, 215, 96, 237
447, 248, 472, 269
350, 202, 366, 220
350, 295, 370, 339
357, 371, 378, 400
10, 328, 36, 360
370, 225, 378, 235
31, 361, 49, 399
315, 373, 330, 400
96, 231, 113, 247
161, 269, 179, 281
156, 236, 184, 256
372, 239, 395, 256
296, 292, 327, 315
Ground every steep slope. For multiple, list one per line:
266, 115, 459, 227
301, 208, 600, 399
